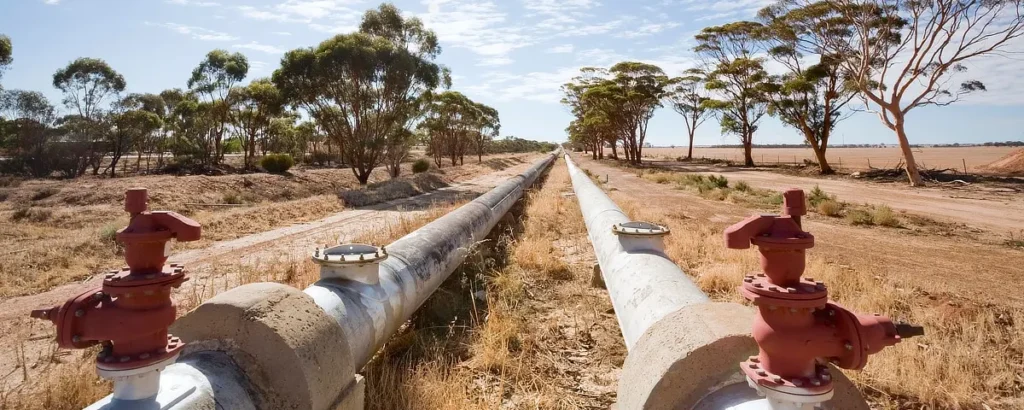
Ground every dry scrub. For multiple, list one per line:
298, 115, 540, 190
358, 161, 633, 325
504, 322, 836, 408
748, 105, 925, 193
608, 182, 1024, 409
0, 154, 532, 297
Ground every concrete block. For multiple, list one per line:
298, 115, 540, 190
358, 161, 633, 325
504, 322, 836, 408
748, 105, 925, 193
172, 282, 355, 410
616, 302, 868, 410
332, 374, 365, 410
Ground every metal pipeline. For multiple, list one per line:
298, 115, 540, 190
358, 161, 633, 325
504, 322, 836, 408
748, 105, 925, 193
82, 153, 556, 409
304, 152, 556, 368
563, 154, 709, 350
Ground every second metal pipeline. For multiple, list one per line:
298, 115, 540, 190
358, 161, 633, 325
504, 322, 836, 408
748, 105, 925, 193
563, 154, 709, 350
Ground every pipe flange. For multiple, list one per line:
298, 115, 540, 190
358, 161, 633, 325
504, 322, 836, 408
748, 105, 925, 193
96, 334, 185, 371
611, 221, 670, 237
313, 244, 388, 265
740, 275, 828, 308
741, 359, 834, 396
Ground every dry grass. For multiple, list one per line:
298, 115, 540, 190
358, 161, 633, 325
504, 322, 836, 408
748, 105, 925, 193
362, 159, 622, 409
609, 184, 1024, 410
0, 153, 534, 298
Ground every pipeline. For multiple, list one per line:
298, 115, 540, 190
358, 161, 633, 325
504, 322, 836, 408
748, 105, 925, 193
305, 151, 556, 369
38, 153, 556, 410
564, 154, 709, 349
563, 154, 895, 410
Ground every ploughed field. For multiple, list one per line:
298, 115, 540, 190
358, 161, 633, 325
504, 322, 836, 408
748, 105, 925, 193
643, 146, 1020, 174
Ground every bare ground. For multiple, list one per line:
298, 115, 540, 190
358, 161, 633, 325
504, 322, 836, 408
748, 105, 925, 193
643, 158, 1024, 236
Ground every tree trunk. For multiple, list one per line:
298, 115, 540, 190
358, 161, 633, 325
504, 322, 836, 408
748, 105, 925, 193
687, 131, 695, 160
894, 121, 924, 186
809, 142, 833, 174
610, 141, 618, 160
743, 132, 754, 167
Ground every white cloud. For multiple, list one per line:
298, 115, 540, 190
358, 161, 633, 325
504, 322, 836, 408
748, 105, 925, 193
466, 66, 581, 103
418, 0, 534, 66
478, 56, 514, 66
147, 22, 238, 41
232, 41, 287, 54
522, 0, 598, 15
238, 0, 361, 24
273, 31, 293, 36
617, 21, 681, 39
42, 0, 60, 4
166, 0, 220, 6
547, 44, 574, 54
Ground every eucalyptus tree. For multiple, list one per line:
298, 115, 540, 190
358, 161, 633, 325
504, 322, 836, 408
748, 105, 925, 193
274, 5, 443, 184
695, 22, 770, 167
0, 91, 65, 177
418, 91, 481, 167
120, 93, 167, 172
666, 69, 712, 160
228, 78, 282, 169
188, 50, 249, 164
602, 62, 668, 164
0, 34, 12, 87
561, 67, 619, 159
107, 100, 162, 177
755, 7, 861, 174
769, 0, 1024, 185
472, 102, 500, 162
53, 57, 127, 174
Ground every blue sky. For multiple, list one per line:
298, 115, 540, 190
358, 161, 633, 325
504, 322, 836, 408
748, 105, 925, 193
2, 0, 1023, 146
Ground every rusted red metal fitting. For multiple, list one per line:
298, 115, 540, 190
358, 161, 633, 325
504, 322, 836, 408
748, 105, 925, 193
31, 188, 201, 372
724, 188, 918, 398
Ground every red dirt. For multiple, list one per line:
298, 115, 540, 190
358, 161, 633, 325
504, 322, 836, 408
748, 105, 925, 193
981, 148, 1024, 174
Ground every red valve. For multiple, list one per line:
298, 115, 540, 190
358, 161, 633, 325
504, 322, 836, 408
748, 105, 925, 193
724, 189, 921, 398
31, 188, 199, 372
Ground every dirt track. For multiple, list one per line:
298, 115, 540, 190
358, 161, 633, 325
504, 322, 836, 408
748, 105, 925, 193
574, 155, 1024, 308
646, 159, 1024, 234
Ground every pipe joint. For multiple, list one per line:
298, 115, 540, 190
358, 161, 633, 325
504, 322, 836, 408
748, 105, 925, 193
724, 188, 922, 409
31, 188, 199, 401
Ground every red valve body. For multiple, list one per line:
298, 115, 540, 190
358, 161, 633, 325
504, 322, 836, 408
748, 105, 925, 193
31, 188, 199, 370
725, 189, 903, 394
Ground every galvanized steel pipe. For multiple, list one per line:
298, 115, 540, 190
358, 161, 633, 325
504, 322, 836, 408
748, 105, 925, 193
564, 154, 709, 350
305, 152, 555, 368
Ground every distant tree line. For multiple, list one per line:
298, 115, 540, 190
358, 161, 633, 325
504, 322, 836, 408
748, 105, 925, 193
0, 4, 548, 183
562, 0, 1024, 186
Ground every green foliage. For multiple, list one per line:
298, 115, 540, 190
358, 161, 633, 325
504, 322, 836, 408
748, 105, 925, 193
0, 34, 12, 83
807, 185, 832, 207
223, 137, 243, 154
260, 153, 294, 173
412, 158, 430, 173
734, 180, 752, 192
274, 5, 444, 184
99, 223, 120, 245
52, 57, 126, 119
188, 50, 249, 99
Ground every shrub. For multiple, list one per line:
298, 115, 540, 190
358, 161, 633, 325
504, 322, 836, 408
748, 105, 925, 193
734, 181, 752, 192
817, 200, 843, 217
872, 205, 901, 227
846, 209, 874, 226
260, 153, 294, 174
10, 207, 52, 222
223, 192, 244, 205
412, 159, 430, 174
708, 174, 729, 188
808, 185, 831, 207
31, 187, 59, 201
99, 224, 120, 244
